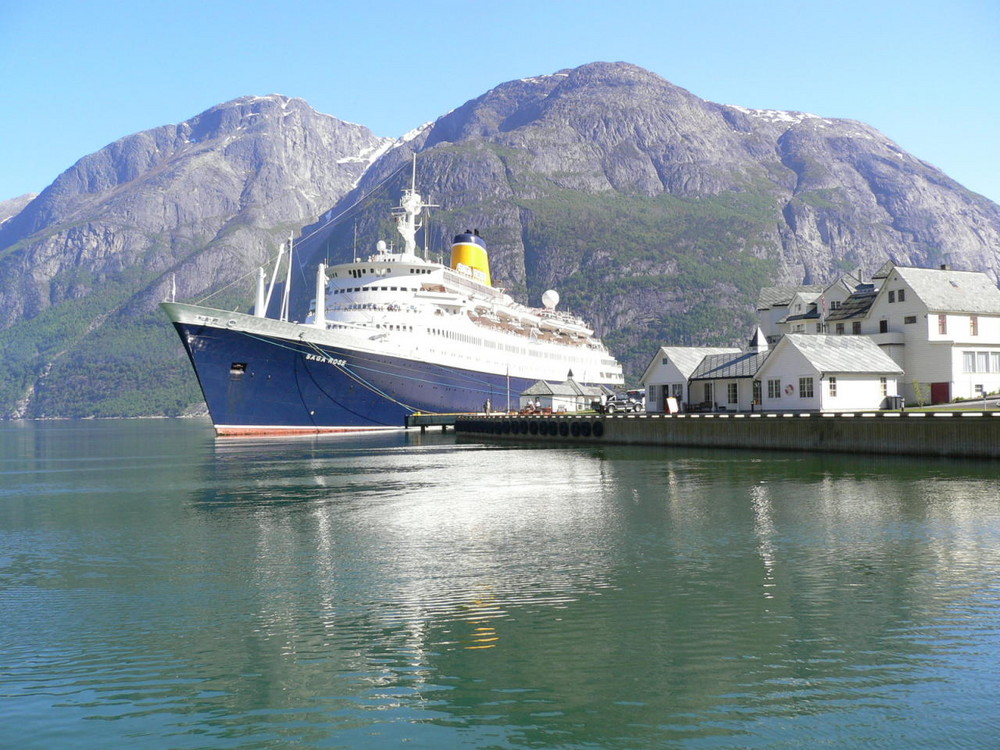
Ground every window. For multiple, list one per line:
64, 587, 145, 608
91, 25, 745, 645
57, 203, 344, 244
904, 315, 917, 324
836, 323, 845, 335
971, 315, 979, 336
703, 383, 714, 403
830, 300, 842, 310
879, 319, 888, 333
799, 377, 814, 398
938, 314, 947, 334
671, 383, 684, 400
753, 380, 762, 404
880, 377, 888, 397
852, 321, 862, 335
888, 290, 896, 303
966, 352, 1000, 373
727, 382, 738, 404
768, 379, 781, 399
815, 323, 823, 333
898, 289, 905, 302
828, 377, 837, 397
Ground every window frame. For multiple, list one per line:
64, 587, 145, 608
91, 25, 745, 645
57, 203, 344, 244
799, 377, 814, 398
767, 378, 781, 399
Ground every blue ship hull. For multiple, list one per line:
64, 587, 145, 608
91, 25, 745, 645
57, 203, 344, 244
172, 320, 536, 435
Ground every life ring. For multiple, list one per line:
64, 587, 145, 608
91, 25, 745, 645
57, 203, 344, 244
784, 384, 794, 395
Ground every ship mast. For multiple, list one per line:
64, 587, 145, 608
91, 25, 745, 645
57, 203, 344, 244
392, 155, 436, 260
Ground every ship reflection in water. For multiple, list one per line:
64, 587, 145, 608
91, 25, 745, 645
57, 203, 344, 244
1, 420, 998, 749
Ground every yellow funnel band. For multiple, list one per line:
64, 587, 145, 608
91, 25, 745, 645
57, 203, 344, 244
451, 242, 492, 286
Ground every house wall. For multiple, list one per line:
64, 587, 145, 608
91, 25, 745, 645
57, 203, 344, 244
758, 305, 789, 343
756, 345, 821, 411
821, 283, 854, 320
642, 362, 690, 412
691, 378, 757, 411
846, 274, 1000, 403
949, 345, 1000, 400
819, 374, 898, 410
898, 311, 1000, 403
756, 341, 898, 411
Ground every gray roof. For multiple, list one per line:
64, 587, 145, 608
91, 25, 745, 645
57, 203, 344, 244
747, 327, 768, 351
690, 350, 770, 380
756, 285, 825, 310
643, 346, 741, 381
780, 334, 904, 375
782, 306, 821, 323
521, 377, 604, 398
825, 273, 863, 293
892, 266, 1000, 314
824, 287, 878, 322
871, 261, 896, 280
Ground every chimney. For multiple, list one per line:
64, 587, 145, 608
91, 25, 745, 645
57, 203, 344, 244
940, 264, 950, 271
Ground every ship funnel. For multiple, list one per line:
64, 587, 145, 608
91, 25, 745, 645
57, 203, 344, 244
450, 231, 491, 286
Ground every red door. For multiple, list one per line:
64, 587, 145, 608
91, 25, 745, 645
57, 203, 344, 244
930, 382, 951, 404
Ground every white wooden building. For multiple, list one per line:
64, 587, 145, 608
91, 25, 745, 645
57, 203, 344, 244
756, 285, 825, 344
687, 331, 771, 412
754, 334, 903, 411
519, 378, 607, 412
820, 263, 1000, 403
777, 274, 863, 337
640, 346, 740, 412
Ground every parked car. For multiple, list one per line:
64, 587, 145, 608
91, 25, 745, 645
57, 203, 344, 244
603, 389, 645, 414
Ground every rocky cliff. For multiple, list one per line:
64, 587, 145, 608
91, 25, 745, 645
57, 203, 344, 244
2, 63, 999, 417
295, 63, 1000, 370
0, 95, 389, 416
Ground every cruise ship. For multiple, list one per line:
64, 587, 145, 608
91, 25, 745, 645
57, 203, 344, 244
162, 173, 624, 435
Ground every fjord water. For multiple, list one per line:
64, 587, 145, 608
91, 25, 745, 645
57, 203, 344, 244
2, 420, 999, 749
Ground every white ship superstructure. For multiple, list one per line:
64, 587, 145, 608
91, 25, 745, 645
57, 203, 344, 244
164, 162, 623, 435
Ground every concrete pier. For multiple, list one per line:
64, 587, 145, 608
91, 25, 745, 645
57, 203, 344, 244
454, 411, 1000, 459
406, 413, 459, 432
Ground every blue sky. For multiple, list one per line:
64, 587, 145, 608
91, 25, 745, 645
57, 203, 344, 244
1, 0, 998, 203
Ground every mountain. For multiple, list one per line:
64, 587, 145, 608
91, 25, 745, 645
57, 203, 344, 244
2, 62, 999, 418
0, 194, 36, 226
0, 95, 389, 416
292, 63, 1000, 372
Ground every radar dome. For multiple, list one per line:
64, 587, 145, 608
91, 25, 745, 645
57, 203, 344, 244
542, 290, 559, 309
